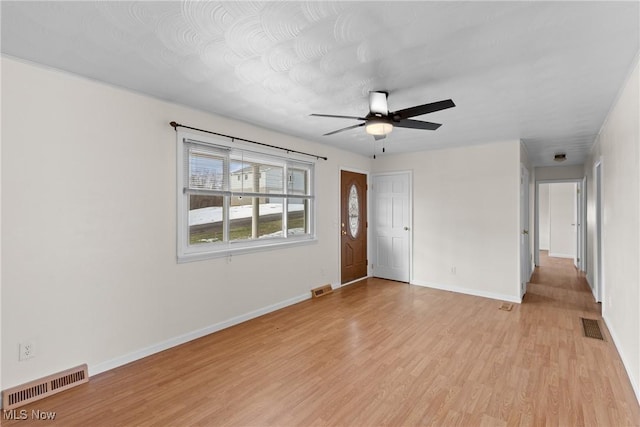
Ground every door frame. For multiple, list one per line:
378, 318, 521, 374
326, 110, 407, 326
338, 167, 370, 286
593, 159, 604, 303
370, 170, 413, 283
520, 164, 531, 297
575, 177, 587, 270
534, 178, 586, 271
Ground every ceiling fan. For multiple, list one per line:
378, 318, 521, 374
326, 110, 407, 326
310, 91, 455, 140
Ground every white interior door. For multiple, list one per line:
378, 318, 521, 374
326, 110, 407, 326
574, 181, 581, 268
372, 172, 411, 282
520, 165, 530, 297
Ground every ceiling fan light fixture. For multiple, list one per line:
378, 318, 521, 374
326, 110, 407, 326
365, 119, 393, 136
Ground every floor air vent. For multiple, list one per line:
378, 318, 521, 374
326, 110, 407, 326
2, 364, 88, 409
498, 302, 513, 311
581, 318, 605, 340
311, 284, 333, 298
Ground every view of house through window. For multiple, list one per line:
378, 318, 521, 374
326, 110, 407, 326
178, 134, 315, 261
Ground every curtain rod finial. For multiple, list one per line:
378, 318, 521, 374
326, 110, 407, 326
170, 121, 178, 129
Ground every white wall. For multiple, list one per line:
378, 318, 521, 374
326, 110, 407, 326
535, 165, 584, 181
538, 184, 550, 250
585, 57, 640, 402
0, 55, 3, 392
548, 183, 576, 258
1, 57, 372, 389
373, 140, 521, 303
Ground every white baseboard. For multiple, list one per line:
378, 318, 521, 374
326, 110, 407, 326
411, 279, 521, 304
585, 275, 600, 302
548, 253, 574, 259
602, 314, 640, 405
89, 292, 311, 377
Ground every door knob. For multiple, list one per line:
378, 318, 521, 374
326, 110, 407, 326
341, 230, 347, 235
404, 226, 410, 231
522, 230, 529, 235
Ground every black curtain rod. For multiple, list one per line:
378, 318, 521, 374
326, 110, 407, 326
169, 122, 328, 161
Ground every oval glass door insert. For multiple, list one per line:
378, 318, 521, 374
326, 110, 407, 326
348, 184, 359, 238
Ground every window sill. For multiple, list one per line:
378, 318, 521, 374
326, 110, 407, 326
177, 236, 318, 263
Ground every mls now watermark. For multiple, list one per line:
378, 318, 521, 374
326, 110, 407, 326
3, 409, 57, 420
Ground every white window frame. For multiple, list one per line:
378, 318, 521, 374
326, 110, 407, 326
177, 131, 316, 263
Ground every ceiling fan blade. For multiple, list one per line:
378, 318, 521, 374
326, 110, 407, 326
369, 91, 389, 115
310, 113, 367, 120
323, 122, 366, 136
391, 99, 455, 120
394, 119, 442, 130
374, 134, 386, 141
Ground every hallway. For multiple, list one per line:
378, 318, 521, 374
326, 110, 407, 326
522, 250, 639, 425
525, 251, 599, 313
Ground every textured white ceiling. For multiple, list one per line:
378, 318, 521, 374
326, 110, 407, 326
2, 1, 638, 166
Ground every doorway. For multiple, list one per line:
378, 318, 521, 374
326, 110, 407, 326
341, 170, 368, 284
535, 179, 585, 272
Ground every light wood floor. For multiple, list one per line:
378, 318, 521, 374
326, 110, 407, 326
4, 253, 640, 426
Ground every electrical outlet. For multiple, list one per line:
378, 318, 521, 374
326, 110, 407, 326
19, 341, 35, 361
450, 266, 457, 275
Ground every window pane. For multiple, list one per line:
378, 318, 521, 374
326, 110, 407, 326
189, 195, 223, 244
230, 160, 283, 194
258, 197, 283, 238
189, 150, 226, 191
348, 184, 359, 238
230, 196, 283, 241
287, 198, 308, 236
288, 168, 308, 195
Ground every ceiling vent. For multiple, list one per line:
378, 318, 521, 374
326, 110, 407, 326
554, 153, 567, 162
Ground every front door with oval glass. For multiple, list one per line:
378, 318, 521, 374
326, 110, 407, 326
341, 170, 367, 283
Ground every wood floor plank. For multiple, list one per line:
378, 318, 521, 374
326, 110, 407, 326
3, 251, 639, 426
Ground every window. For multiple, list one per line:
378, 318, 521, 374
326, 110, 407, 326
177, 132, 316, 262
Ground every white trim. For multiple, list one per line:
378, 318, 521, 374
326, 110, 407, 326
580, 176, 587, 272
534, 178, 585, 268
602, 314, 640, 405
89, 291, 311, 377
547, 253, 575, 259
411, 279, 521, 304
520, 163, 531, 298
537, 179, 583, 184
593, 159, 604, 304
178, 237, 317, 263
